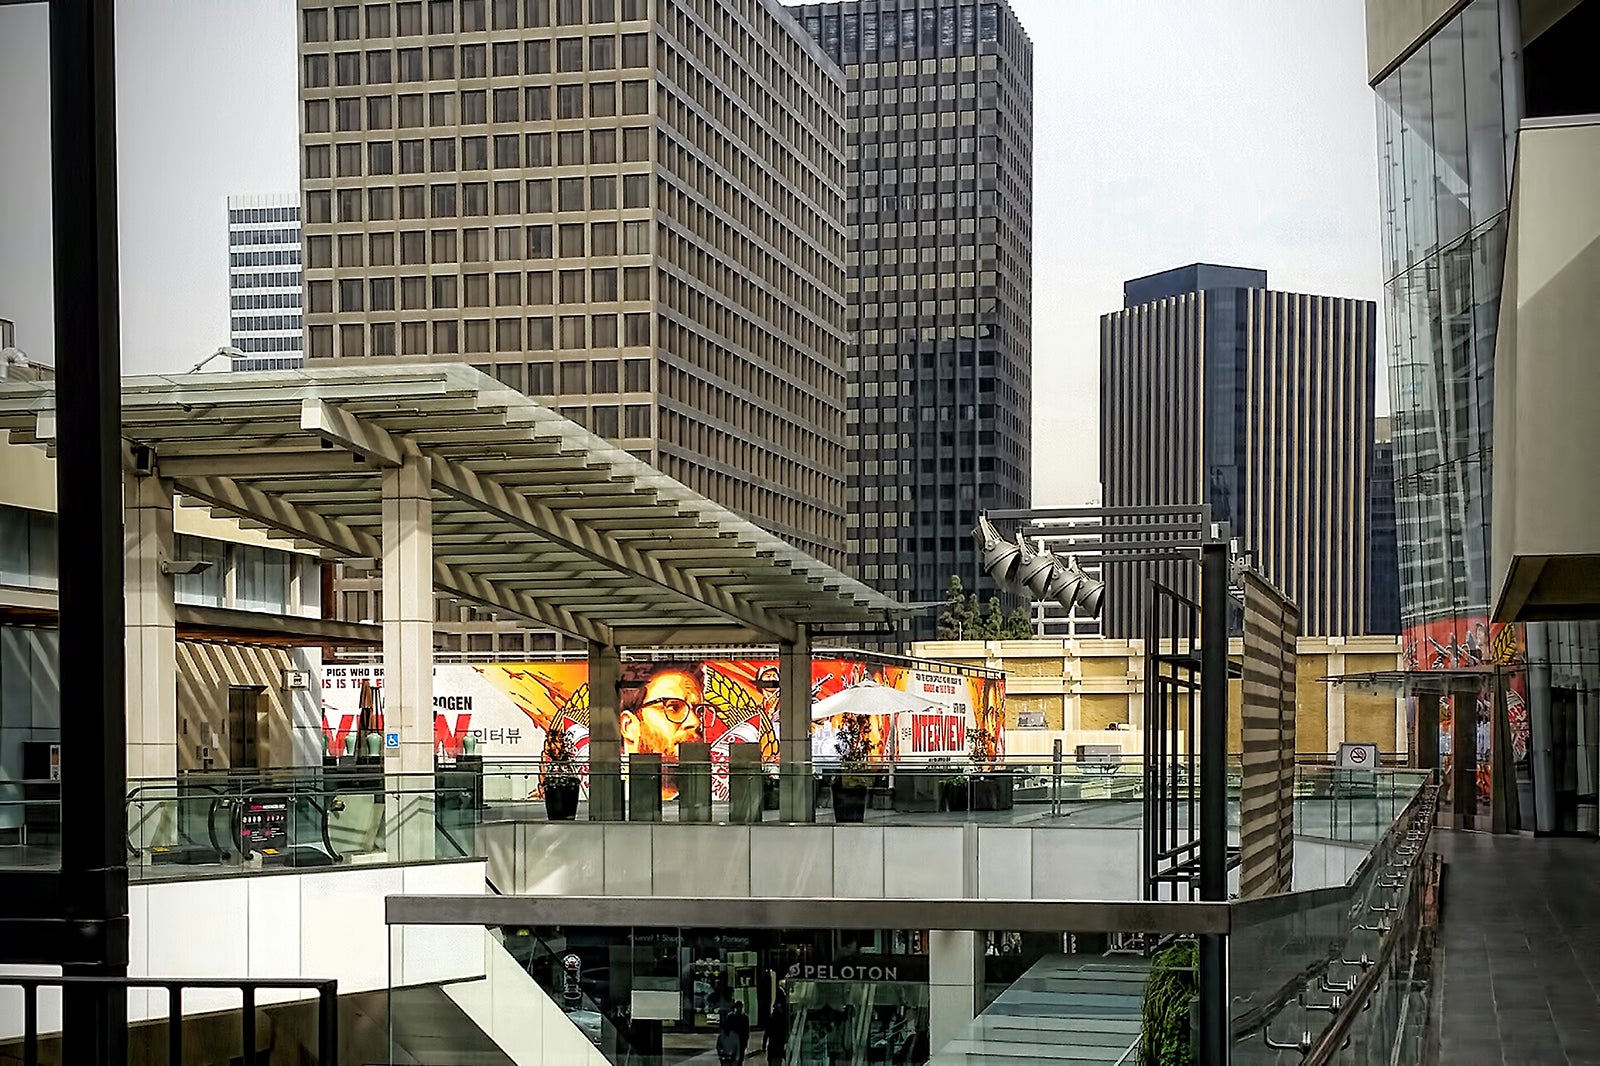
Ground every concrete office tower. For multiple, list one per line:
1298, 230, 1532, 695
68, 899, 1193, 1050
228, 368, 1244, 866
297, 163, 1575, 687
227, 194, 305, 369
1099, 264, 1378, 638
296, 0, 849, 566
795, 1, 1034, 637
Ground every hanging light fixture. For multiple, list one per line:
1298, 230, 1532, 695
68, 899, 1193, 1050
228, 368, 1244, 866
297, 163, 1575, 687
968, 516, 1107, 619
1017, 535, 1056, 599
1045, 554, 1086, 611
975, 513, 1021, 588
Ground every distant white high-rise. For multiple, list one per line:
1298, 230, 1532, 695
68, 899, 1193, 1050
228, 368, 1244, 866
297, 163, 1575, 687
227, 193, 303, 370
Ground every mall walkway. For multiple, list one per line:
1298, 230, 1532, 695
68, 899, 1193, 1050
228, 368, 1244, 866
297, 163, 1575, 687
1434, 831, 1600, 1065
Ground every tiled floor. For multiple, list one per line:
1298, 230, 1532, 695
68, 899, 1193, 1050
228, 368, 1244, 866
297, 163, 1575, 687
1435, 831, 1600, 1066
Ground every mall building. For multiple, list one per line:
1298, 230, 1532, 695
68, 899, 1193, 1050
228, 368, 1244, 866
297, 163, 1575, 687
1365, 0, 1600, 836
2, 365, 1439, 1065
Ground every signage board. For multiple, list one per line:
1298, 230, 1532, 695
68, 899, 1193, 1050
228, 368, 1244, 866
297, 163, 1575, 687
240, 799, 289, 855
1337, 742, 1378, 771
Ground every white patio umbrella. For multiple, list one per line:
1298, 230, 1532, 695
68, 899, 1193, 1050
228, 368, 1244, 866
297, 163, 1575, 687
810, 679, 941, 720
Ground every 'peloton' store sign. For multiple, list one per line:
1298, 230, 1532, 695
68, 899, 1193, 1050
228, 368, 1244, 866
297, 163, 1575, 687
786, 957, 926, 983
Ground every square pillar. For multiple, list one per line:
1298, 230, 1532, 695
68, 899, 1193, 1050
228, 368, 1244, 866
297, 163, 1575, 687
928, 930, 982, 1055
677, 742, 712, 822
123, 468, 177, 783
1325, 652, 1347, 750
1449, 681, 1479, 830
587, 643, 624, 820
382, 454, 434, 860
778, 629, 814, 822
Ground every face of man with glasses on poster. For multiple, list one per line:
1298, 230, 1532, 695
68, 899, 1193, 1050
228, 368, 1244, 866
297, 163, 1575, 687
620, 663, 708, 798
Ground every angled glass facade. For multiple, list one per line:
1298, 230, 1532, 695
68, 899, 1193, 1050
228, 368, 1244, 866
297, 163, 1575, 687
1373, 0, 1511, 649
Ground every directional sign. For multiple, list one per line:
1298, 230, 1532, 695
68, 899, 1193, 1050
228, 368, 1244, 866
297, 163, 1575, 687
1337, 742, 1378, 770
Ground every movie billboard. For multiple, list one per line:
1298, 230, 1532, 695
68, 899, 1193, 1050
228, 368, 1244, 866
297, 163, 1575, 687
319, 656, 1005, 797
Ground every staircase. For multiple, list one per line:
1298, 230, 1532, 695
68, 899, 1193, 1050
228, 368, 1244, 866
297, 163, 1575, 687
930, 954, 1149, 1065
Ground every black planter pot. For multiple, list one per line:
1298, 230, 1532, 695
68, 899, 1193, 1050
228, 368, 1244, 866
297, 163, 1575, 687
971, 772, 1015, 811
543, 779, 580, 821
831, 780, 869, 823
941, 779, 970, 812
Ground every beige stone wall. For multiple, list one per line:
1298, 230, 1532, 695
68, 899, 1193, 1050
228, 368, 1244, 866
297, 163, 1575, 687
174, 641, 323, 773
915, 636, 1404, 757
1295, 652, 1331, 754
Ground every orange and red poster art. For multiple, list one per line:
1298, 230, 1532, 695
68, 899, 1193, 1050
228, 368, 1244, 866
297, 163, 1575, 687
319, 655, 1005, 798
1401, 616, 1527, 802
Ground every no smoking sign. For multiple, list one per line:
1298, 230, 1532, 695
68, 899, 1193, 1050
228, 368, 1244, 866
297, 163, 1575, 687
1338, 742, 1378, 770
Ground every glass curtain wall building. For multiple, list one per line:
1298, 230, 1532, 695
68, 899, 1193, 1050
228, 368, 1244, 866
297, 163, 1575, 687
1371, 0, 1600, 832
795, 1, 1034, 641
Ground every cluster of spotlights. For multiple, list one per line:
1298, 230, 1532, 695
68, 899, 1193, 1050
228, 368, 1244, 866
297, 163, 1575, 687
973, 514, 1104, 617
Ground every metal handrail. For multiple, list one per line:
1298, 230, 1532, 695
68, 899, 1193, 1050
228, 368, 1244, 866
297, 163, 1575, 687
1300, 790, 1439, 1064
1, 974, 338, 1066
387, 894, 1234, 935
1226, 776, 1437, 1043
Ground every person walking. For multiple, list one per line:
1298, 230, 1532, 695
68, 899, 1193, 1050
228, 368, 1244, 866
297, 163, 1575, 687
717, 999, 751, 1065
762, 986, 790, 1065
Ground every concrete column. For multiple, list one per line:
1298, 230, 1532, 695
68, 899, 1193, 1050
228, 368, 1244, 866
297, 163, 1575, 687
1450, 681, 1479, 830
382, 453, 434, 860
1528, 622, 1556, 834
588, 643, 624, 821
123, 468, 177, 782
778, 630, 814, 822
1325, 651, 1346, 750
928, 930, 982, 1055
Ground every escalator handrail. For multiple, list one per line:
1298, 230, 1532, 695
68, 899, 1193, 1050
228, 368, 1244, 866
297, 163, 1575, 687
498, 924, 646, 1066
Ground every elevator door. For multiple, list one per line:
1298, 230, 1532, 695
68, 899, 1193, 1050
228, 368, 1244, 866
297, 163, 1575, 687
228, 687, 263, 769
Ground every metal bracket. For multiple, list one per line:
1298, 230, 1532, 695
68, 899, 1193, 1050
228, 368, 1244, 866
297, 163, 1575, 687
1263, 1027, 1312, 1053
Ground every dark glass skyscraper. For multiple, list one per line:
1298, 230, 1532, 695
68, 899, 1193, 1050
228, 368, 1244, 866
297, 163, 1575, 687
1368, 418, 1400, 635
796, 1, 1034, 640
1100, 264, 1378, 638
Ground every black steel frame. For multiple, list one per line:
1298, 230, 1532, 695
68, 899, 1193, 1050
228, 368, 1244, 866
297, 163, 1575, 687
1142, 579, 1202, 902
2, 975, 339, 1066
0, 2, 131, 1062
1139, 541, 1234, 1064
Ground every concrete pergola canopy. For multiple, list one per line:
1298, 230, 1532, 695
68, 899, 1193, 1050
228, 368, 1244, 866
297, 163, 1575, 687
0, 365, 899, 645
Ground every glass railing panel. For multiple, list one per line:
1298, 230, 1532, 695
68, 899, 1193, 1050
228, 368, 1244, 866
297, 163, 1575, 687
1230, 781, 1438, 1064
0, 779, 61, 870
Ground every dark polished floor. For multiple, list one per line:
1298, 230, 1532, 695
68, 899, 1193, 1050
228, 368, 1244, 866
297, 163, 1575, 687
1435, 831, 1600, 1066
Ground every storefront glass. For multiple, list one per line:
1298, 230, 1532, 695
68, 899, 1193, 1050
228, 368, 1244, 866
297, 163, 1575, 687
499, 925, 979, 1065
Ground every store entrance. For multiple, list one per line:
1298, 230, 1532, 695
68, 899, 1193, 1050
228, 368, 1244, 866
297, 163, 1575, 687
503, 926, 937, 1065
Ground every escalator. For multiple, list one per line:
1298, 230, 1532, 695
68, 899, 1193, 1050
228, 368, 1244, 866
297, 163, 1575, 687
496, 927, 648, 1065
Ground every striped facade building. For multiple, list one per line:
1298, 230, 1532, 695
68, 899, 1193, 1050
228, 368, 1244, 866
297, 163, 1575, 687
1099, 264, 1378, 639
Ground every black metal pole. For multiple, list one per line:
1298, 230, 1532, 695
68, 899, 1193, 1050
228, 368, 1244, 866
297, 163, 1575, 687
1198, 540, 1229, 1064
50, 1, 128, 1063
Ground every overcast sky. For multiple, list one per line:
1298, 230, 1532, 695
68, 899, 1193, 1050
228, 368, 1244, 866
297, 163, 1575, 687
0, 0, 1382, 506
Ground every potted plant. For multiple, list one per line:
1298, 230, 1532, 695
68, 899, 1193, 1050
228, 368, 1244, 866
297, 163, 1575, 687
1140, 938, 1197, 1066
940, 770, 971, 812
541, 720, 581, 821
830, 715, 873, 823
960, 726, 998, 809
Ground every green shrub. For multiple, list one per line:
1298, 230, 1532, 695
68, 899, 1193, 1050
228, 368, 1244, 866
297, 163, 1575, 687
1140, 939, 1197, 1066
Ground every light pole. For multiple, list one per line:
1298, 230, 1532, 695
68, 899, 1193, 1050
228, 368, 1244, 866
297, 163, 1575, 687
188, 345, 245, 373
